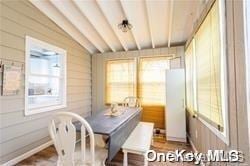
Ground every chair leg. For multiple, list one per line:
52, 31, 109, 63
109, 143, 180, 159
123, 151, 128, 166
102, 158, 107, 166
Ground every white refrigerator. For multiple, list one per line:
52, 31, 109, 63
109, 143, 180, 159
165, 69, 186, 142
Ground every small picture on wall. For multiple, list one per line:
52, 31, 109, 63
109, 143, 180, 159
2, 64, 22, 96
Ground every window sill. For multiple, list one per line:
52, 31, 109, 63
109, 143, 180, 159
198, 117, 229, 146
186, 107, 229, 145
25, 104, 67, 116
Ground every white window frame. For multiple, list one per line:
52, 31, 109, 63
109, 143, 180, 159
243, 0, 250, 151
196, 0, 229, 145
25, 36, 67, 116
105, 57, 137, 104
191, 40, 197, 112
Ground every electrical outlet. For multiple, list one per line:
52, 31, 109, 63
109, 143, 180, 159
195, 130, 198, 138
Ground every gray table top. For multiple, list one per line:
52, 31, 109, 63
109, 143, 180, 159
75, 107, 141, 135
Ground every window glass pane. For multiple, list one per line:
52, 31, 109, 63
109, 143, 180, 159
25, 36, 66, 115
139, 57, 170, 105
30, 50, 61, 76
195, 0, 224, 128
185, 40, 195, 112
106, 59, 136, 103
28, 76, 62, 109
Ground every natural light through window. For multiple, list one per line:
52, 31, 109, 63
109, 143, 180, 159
106, 59, 136, 104
25, 36, 66, 115
139, 57, 170, 106
185, 0, 228, 144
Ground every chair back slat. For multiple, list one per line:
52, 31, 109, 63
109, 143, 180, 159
81, 125, 86, 162
50, 120, 63, 157
49, 112, 95, 166
58, 118, 76, 164
123, 97, 141, 108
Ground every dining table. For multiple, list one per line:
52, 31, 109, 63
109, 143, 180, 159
74, 107, 142, 161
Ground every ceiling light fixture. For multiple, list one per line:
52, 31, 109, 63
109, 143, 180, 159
118, 19, 132, 32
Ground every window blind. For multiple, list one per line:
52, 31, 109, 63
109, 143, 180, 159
195, 0, 224, 130
138, 56, 170, 106
185, 39, 196, 112
106, 59, 136, 104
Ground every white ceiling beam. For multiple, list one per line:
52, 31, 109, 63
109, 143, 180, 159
145, 1, 155, 49
50, 0, 105, 53
168, 0, 174, 47
119, 1, 141, 50
96, 0, 128, 52
29, 0, 96, 54
72, 0, 116, 52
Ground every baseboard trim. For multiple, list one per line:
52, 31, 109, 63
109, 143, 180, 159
167, 136, 187, 143
2, 140, 53, 166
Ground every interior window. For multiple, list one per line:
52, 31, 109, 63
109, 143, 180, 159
25, 36, 66, 115
105, 59, 136, 104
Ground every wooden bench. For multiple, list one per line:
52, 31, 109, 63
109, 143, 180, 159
122, 122, 154, 166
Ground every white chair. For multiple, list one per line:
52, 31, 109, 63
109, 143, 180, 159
49, 112, 107, 166
123, 97, 141, 108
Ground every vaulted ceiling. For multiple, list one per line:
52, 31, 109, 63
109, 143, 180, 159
30, 0, 206, 54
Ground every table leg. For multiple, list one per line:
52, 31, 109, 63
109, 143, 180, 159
144, 153, 148, 166
123, 151, 128, 166
94, 134, 106, 147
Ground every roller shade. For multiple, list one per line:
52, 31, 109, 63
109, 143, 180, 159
138, 56, 170, 106
106, 59, 136, 104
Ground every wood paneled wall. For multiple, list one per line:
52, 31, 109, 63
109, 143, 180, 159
186, 0, 250, 164
0, 0, 91, 164
92, 47, 184, 129
141, 106, 165, 129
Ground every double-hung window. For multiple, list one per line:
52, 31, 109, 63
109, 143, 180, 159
138, 56, 170, 106
105, 56, 170, 106
25, 36, 67, 115
185, 39, 197, 112
185, 0, 228, 143
105, 59, 136, 104
105, 56, 170, 128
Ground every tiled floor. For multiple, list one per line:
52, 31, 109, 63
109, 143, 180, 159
17, 135, 194, 166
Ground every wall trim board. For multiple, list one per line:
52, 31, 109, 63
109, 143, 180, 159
187, 134, 198, 153
187, 134, 206, 166
1, 140, 53, 166
243, 0, 250, 156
